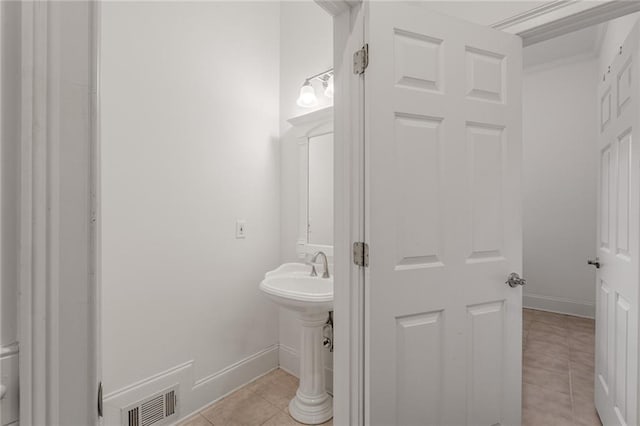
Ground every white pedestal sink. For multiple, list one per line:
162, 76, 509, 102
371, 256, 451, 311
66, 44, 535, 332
260, 263, 333, 425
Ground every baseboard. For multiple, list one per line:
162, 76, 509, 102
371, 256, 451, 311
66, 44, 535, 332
278, 344, 300, 377
523, 292, 595, 318
278, 344, 333, 394
102, 344, 278, 426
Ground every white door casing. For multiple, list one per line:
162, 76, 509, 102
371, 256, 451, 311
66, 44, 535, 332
595, 20, 640, 426
364, 3, 523, 425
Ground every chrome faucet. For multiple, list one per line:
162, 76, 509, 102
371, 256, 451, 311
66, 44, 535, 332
309, 251, 330, 279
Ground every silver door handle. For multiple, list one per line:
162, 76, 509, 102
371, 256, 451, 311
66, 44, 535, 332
587, 258, 600, 269
506, 272, 526, 288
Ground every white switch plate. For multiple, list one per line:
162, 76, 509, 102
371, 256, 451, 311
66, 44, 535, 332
236, 220, 246, 239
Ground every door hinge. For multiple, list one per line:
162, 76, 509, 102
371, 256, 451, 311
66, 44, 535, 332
98, 381, 103, 418
353, 242, 369, 267
353, 44, 369, 75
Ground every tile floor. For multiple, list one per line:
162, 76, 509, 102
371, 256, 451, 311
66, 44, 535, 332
178, 368, 332, 426
523, 308, 601, 426
180, 309, 599, 426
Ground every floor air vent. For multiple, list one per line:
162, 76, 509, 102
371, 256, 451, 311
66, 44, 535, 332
121, 385, 178, 426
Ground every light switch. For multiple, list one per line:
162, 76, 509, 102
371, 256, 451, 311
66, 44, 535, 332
236, 220, 246, 239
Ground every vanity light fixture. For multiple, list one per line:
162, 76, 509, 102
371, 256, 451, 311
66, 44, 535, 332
324, 74, 334, 98
297, 80, 318, 107
296, 68, 334, 108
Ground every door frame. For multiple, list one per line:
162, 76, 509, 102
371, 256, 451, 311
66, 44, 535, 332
16, 0, 640, 425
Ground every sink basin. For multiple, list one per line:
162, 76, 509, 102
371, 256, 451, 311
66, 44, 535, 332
260, 275, 333, 312
259, 263, 334, 424
265, 262, 313, 278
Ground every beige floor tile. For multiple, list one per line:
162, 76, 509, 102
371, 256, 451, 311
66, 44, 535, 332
566, 316, 596, 332
523, 365, 571, 395
524, 351, 570, 374
523, 383, 573, 425
571, 349, 595, 369
529, 320, 568, 337
573, 397, 602, 426
201, 388, 279, 426
254, 377, 298, 410
527, 328, 569, 347
262, 409, 333, 426
571, 371, 595, 402
535, 311, 574, 328
262, 411, 303, 426
568, 331, 595, 352
178, 413, 213, 426
526, 338, 570, 360
524, 309, 538, 322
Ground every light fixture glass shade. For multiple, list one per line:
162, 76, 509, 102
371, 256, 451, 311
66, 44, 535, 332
297, 81, 318, 108
324, 75, 334, 98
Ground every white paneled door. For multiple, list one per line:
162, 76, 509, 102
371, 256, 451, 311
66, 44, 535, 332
364, 3, 523, 425
595, 21, 639, 426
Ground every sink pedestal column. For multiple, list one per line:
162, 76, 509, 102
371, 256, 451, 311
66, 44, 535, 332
289, 311, 333, 424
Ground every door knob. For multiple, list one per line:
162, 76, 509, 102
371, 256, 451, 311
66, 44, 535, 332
506, 272, 526, 288
587, 258, 601, 269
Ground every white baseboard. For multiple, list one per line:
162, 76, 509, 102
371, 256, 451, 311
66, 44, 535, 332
103, 344, 278, 426
523, 292, 595, 318
278, 344, 299, 377
278, 344, 333, 394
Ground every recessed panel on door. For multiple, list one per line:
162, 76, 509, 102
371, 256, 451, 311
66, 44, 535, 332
395, 113, 444, 269
394, 29, 443, 93
466, 301, 505, 425
395, 311, 443, 426
601, 146, 611, 250
602, 87, 612, 131
617, 57, 632, 116
614, 293, 630, 424
467, 123, 505, 263
465, 47, 505, 103
598, 282, 610, 395
616, 130, 631, 258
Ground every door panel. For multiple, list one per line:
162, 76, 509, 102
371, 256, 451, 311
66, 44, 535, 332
595, 21, 639, 426
365, 3, 523, 425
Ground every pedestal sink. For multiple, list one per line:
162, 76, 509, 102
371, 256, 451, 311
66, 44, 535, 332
260, 263, 333, 425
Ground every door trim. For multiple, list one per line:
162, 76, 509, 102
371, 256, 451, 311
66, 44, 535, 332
19, 1, 100, 424
499, 0, 640, 46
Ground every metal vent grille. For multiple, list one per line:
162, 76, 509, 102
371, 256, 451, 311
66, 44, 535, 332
165, 391, 175, 417
141, 395, 164, 426
128, 407, 139, 426
122, 385, 178, 426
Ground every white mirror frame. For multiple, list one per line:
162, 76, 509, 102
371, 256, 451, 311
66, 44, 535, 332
287, 106, 334, 259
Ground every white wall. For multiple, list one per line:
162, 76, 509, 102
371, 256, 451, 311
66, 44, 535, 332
278, 0, 334, 388
0, 2, 21, 424
100, 2, 281, 421
522, 55, 598, 317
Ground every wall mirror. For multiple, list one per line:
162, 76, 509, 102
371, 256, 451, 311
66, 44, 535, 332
288, 106, 333, 258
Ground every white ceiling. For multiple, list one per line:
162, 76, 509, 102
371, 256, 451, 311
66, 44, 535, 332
523, 24, 604, 68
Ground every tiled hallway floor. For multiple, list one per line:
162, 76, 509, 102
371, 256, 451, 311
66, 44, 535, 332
523, 308, 601, 426
181, 309, 598, 426
178, 369, 333, 426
